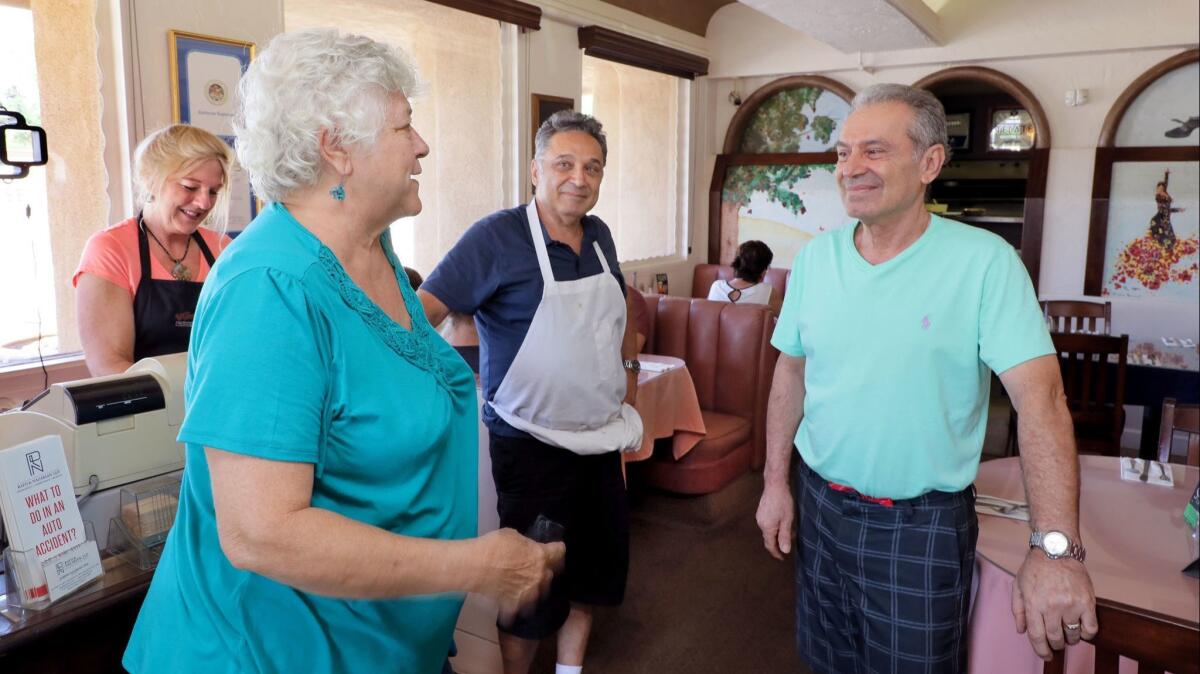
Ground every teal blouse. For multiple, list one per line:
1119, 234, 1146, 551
123, 203, 478, 673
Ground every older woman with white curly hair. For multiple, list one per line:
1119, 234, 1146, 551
122, 28, 563, 674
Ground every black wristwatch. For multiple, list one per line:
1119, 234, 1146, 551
622, 359, 641, 374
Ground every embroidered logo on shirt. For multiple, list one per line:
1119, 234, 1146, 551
921, 314, 931, 330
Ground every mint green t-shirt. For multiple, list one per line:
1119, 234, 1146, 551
771, 215, 1052, 499
123, 204, 478, 673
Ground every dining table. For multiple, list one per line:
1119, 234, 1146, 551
623, 353, 706, 463
967, 455, 1199, 674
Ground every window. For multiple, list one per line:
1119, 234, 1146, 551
0, 2, 110, 369
1, 5, 52, 368
285, 0, 508, 277
581, 55, 687, 263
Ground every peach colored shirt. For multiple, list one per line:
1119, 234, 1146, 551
73, 217, 231, 297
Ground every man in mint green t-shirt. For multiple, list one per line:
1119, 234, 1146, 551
756, 84, 1097, 674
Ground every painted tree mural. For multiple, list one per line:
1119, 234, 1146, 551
719, 86, 846, 263
722, 164, 835, 219
737, 86, 838, 154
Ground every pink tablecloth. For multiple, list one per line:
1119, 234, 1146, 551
624, 354, 706, 463
968, 456, 1200, 674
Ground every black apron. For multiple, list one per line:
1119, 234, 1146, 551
133, 217, 216, 360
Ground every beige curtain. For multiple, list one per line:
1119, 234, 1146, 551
583, 55, 679, 263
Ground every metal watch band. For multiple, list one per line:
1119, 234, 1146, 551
1029, 531, 1087, 563
622, 359, 641, 373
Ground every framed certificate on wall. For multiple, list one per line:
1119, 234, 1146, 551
168, 30, 258, 233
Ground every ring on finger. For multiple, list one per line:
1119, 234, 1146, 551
1063, 622, 1081, 631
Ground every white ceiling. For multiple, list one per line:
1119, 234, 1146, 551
738, 0, 944, 52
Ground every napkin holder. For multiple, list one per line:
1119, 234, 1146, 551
106, 474, 180, 570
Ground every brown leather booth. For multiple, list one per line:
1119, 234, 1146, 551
638, 295, 779, 494
691, 263, 790, 302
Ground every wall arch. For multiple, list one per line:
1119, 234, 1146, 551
913, 66, 1051, 149
1084, 48, 1199, 294
720, 75, 855, 155
915, 66, 1051, 290
1097, 48, 1199, 147
709, 76, 855, 264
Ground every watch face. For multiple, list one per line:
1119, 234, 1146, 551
1043, 531, 1069, 556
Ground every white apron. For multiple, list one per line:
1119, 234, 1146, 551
488, 203, 644, 455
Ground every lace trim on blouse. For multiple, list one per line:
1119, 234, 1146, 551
315, 245, 460, 393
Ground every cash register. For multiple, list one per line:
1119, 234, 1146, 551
0, 353, 188, 549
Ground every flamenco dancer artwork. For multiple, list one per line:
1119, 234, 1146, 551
1104, 166, 1200, 298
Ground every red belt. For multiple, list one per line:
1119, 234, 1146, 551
827, 481, 894, 508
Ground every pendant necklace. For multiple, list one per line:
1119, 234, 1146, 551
140, 215, 193, 281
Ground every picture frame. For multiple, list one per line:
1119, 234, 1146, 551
654, 273, 669, 295
168, 30, 259, 233
168, 30, 253, 132
531, 94, 575, 147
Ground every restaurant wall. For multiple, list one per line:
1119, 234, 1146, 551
124, 0, 283, 142
700, 0, 1199, 446
110, 0, 704, 287
523, 3, 709, 296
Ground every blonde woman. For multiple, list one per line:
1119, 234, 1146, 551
74, 124, 234, 375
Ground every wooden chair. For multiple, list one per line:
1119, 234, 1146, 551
1006, 301, 1115, 455
1157, 397, 1200, 466
1007, 333, 1129, 457
1041, 299, 1113, 335
1047, 333, 1129, 457
1043, 601, 1200, 674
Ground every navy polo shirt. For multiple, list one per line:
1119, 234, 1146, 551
422, 205, 627, 438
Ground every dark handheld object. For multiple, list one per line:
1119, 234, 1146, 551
526, 514, 565, 544
0, 108, 48, 180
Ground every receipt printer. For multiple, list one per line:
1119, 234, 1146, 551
0, 354, 187, 495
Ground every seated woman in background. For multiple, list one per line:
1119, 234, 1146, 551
707, 239, 781, 314
74, 124, 234, 375
121, 28, 561, 674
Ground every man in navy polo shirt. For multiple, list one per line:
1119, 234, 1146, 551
419, 110, 641, 674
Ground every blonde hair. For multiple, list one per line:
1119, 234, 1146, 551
133, 124, 235, 232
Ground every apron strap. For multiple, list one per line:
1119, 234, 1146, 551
193, 230, 216, 268
136, 213, 153, 284
524, 202, 556, 286
592, 241, 610, 274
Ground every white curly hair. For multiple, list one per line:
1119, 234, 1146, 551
233, 28, 420, 203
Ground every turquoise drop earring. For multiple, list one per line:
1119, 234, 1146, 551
330, 183, 346, 201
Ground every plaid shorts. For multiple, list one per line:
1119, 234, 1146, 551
794, 462, 978, 674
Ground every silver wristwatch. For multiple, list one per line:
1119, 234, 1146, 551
622, 359, 641, 374
1029, 530, 1086, 563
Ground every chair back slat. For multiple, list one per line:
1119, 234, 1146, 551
1094, 650, 1120, 674
1050, 332, 1128, 456
1042, 300, 1112, 335
1080, 352, 1095, 409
